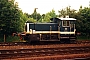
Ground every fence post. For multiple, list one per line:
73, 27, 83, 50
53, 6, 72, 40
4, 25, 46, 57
4, 34, 6, 42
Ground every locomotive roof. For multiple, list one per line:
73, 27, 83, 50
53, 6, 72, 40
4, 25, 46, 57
50, 18, 76, 21
59, 18, 76, 20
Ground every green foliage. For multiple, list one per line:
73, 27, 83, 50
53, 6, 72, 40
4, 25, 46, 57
0, 34, 20, 42
42, 9, 57, 22
6, 35, 20, 42
0, 0, 21, 35
19, 11, 29, 31
58, 6, 76, 18
43, 14, 51, 22
30, 8, 41, 21
76, 7, 90, 36
0, 0, 30, 42
31, 12, 41, 21
77, 36, 90, 40
0, 35, 4, 42
25, 9, 57, 23
28, 18, 37, 23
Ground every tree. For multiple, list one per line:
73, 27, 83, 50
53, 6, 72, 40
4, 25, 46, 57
58, 6, 76, 18
42, 9, 57, 22
76, 7, 90, 36
30, 8, 41, 22
0, 0, 21, 36
19, 10, 29, 31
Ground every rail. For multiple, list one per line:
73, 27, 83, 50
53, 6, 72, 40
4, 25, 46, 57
0, 46, 90, 59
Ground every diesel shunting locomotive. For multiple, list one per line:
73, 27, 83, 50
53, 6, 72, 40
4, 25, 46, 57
12, 16, 76, 43
19, 16, 76, 43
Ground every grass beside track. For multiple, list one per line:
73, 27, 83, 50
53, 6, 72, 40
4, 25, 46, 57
77, 36, 90, 40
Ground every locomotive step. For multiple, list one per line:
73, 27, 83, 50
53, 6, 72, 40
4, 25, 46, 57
40, 39, 60, 41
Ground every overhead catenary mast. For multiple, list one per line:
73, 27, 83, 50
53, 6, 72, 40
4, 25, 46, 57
89, 1, 90, 8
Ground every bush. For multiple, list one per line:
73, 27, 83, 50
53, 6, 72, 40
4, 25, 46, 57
77, 35, 90, 40
6, 35, 20, 42
0, 34, 4, 42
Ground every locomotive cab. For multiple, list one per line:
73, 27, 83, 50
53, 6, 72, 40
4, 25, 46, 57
59, 17, 76, 43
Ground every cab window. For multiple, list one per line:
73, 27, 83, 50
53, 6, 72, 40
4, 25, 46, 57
71, 21, 74, 28
63, 20, 69, 27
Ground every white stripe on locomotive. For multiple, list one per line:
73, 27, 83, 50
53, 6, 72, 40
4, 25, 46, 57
25, 29, 76, 34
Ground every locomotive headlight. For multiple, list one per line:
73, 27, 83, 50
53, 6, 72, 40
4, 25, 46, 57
65, 28, 67, 31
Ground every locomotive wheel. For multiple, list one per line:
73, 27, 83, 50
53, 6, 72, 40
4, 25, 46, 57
70, 40, 76, 43
60, 39, 70, 43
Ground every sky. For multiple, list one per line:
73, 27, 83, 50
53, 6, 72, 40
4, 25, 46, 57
15, 0, 90, 14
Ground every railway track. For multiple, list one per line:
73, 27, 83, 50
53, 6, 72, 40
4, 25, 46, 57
0, 40, 90, 59
0, 42, 29, 46
0, 40, 90, 46
0, 46, 90, 59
